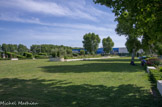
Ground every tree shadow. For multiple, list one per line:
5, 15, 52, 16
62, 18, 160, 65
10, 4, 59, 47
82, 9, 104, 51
0, 78, 161, 107
40, 62, 143, 73
87, 58, 139, 62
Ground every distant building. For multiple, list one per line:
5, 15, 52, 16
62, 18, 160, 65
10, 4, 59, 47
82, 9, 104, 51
118, 47, 129, 54
73, 47, 129, 54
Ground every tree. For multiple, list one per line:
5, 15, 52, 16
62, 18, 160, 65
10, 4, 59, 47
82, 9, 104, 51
94, 0, 162, 62
125, 37, 141, 65
80, 50, 85, 56
18, 44, 28, 55
154, 42, 162, 55
2, 43, 8, 52
94, 0, 162, 42
141, 33, 154, 55
0, 45, 2, 52
82, 33, 100, 54
102, 36, 114, 54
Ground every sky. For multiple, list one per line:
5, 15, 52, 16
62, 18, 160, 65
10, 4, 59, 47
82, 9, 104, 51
0, 0, 127, 48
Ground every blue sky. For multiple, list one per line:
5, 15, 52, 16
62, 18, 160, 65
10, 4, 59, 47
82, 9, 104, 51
0, 0, 126, 48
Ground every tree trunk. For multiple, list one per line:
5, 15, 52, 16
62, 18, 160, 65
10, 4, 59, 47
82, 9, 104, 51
130, 49, 136, 65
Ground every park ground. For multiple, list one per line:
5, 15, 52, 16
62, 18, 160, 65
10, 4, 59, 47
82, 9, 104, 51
0, 57, 162, 107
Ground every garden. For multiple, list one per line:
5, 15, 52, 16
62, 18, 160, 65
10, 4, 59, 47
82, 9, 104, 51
0, 57, 162, 106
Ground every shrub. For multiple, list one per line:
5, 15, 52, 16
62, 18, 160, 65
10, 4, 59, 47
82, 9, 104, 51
17, 55, 26, 59
35, 55, 48, 59
66, 49, 72, 55
146, 57, 160, 66
23, 52, 33, 58
160, 67, 162, 72
57, 51, 60, 57
59, 48, 66, 57
73, 53, 78, 57
150, 69, 162, 82
6, 52, 16, 58
38, 53, 47, 56
80, 50, 85, 55
51, 51, 57, 58
64, 56, 68, 59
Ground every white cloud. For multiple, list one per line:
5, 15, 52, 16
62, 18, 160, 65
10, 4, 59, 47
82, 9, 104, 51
0, 14, 114, 32
0, 0, 107, 21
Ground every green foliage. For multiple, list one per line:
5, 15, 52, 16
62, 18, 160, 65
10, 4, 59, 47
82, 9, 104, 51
154, 42, 162, 55
82, 33, 100, 54
150, 69, 162, 82
51, 48, 66, 58
38, 53, 47, 56
0, 45, 2, 52
18, 44, 28, 55
23, 52, 33, 59
2, 44, 18, 52
80, 50, 85, 55
94, 0, 162, 41
59, 48, 67, 57
160, 67, 162, 72
51, 51, 57, 58
94, 0, 162, 57
146, 57, 160, 66
30, 44, 72, 55
6, 52, 16, 58
125, 37, 141, 54
17, 55, 26, 59
102, 36, 114, 54
35, 55, 48, 59
72, 53, 78, 57
64, 56, 68, 59
66, 49, 72, 55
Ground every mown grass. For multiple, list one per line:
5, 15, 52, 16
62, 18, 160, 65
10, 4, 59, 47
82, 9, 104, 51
0, 57, 161, 107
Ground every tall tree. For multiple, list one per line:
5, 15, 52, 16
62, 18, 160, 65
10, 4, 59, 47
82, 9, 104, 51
0, 45, 2, 52
141, 33, 154, 55
125, 37, 141, 65
18, 44, 28, 55
102, 36, 114, 54
94, 0, 162, 60
2, 43, 8, 52
82, 33, 100, 54
94, 0, 162, 41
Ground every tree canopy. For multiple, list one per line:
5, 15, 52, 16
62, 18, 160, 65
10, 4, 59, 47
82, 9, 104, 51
18, 44, 28, 55
82, 33, 100, 54
102, 36, 114, 54
94, 0, 162, 41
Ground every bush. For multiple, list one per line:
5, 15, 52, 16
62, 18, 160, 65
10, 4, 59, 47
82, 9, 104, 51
73, 53, 78, 57
38, 53, 47, 56
160, 67, 162, 72
59, 48, 66, 57
66, 49, 72, 55
6, 52, 17, 58
23, 52, 33, 59
64, 56, 68, 59
80, 50, 85, 55
150, 69, 162, 81
17, 55, 26, 59
58, 51, 63, 57
51, 51, 57, 58
146, 57, 160, 66
35, 55, 48, 59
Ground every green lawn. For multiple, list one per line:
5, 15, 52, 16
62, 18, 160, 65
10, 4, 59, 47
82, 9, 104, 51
0, 57, 161, 107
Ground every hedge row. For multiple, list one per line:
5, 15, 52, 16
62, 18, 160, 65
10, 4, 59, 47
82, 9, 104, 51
150, 68, 162, 82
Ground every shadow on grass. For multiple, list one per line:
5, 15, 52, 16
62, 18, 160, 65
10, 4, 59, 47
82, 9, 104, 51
86, 58, 139, 62
40, 62, 143, 73
0, 78, 161, 107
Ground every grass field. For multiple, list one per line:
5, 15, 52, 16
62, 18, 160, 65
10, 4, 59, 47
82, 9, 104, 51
0, 57, 161, 107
